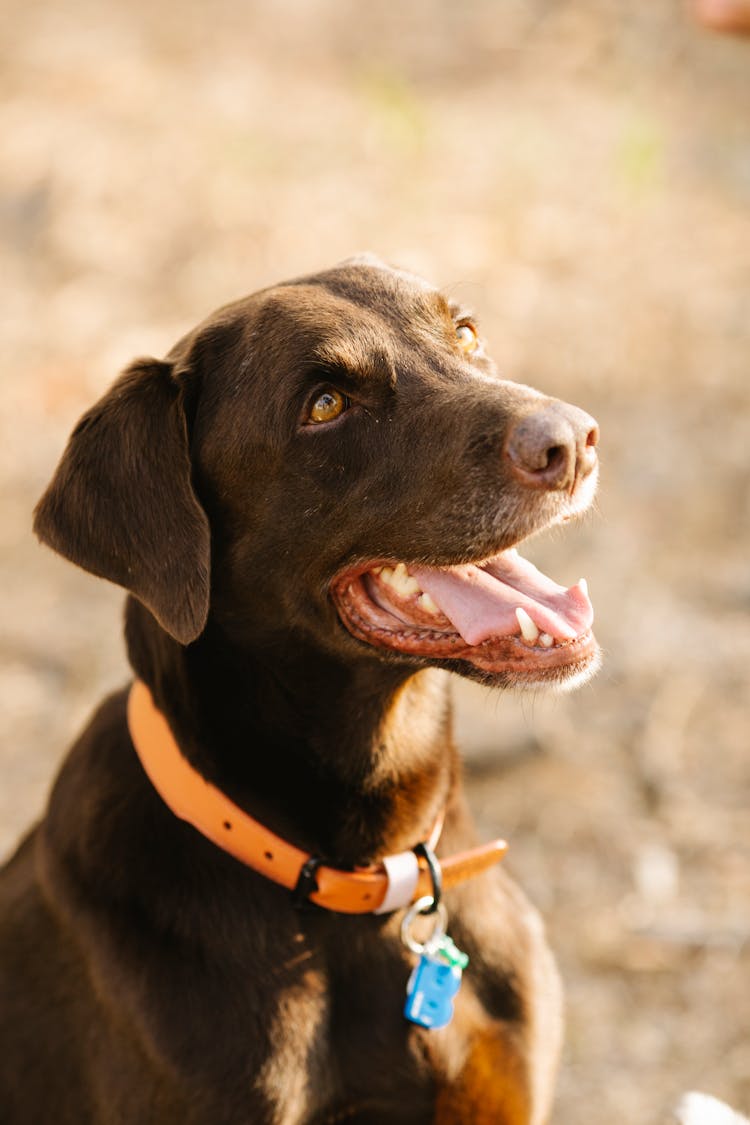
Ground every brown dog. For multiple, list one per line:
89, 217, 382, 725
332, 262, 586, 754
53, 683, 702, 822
0, 257, 599, 1124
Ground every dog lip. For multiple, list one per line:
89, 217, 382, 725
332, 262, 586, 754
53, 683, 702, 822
330, 548, 598, 683
332, 573, 599, 681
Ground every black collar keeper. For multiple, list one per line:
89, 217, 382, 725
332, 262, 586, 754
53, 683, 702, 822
413, 841, 443, 914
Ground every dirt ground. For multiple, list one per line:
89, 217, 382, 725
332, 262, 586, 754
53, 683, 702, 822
1, 1, 749, 1122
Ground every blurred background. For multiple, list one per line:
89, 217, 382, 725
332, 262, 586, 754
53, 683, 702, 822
1, 1, 748, 1121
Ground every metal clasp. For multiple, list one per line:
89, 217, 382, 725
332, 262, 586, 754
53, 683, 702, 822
400, 895, 448, 954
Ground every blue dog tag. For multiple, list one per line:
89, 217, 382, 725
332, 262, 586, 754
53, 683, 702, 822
404, 935, 468, 1030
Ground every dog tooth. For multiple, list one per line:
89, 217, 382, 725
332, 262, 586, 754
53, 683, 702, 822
372, 566, 383, 574
379, 564, 421, 598
397, 574, 421, 595
515, 607, 540, 644
390, 563, 421, 597
419, 592, 440, 615
539, 633, 554, 648
578, 577, 589, 596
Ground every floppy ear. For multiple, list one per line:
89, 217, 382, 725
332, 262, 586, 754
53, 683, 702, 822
33, 358, 210, 645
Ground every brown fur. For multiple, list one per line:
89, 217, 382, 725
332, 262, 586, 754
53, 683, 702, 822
0, 257, 597, 1123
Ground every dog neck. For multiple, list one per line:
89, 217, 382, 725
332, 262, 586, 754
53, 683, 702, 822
124, 598, 457, 867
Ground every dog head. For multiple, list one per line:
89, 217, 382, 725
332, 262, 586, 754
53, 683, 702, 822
35, 257, 600, 690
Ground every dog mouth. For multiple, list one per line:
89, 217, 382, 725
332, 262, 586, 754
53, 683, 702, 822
331, 546, 599, 686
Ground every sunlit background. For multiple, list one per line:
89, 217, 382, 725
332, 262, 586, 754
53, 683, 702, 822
1, 2, 749, 1121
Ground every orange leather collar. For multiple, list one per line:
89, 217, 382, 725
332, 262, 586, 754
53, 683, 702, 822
127, 679, 508, 915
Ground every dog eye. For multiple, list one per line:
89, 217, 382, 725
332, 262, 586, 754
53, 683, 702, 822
455, 322, 479, 355
308, 389, 349, 425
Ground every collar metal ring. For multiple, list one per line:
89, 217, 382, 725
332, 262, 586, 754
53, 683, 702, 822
400, 895, 448, 954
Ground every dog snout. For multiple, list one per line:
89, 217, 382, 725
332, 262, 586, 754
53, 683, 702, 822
505, 402, 599, 492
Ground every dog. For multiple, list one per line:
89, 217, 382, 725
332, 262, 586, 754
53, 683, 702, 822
0, 256, 600, 1124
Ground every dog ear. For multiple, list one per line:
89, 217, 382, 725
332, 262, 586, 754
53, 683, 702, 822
33, 358, 210, 645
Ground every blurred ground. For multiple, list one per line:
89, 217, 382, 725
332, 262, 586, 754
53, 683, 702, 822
1, 1, 749, 1122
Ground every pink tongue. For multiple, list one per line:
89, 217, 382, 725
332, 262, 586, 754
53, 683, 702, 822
411, 551, 593, 646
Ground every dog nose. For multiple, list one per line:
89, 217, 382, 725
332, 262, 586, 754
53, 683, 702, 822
505, 402, 599, 492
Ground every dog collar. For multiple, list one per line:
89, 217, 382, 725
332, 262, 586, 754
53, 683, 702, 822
127, 679, 508, 915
